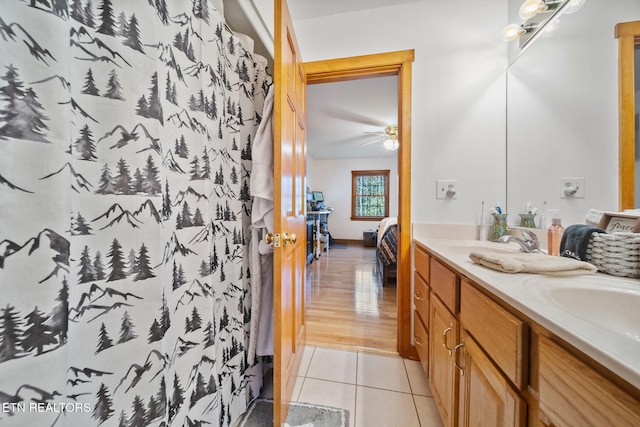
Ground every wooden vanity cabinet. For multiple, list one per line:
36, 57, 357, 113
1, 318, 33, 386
414, 241, 640, 427
416, 244, 526, 427
413, 246, 431, 377
538, 335, 640, 427
428, 257, 460, 427
430, 293, 459, 427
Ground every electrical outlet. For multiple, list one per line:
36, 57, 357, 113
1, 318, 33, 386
559, 177, 585, 199
436, 180, 458, 199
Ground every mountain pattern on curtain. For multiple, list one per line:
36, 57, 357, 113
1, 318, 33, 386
0, 0, 270, 425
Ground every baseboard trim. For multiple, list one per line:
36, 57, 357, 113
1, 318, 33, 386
333, 239, 364, 246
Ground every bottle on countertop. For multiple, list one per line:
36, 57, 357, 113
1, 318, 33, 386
547, 217, 564, 256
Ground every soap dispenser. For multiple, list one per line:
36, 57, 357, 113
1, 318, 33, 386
547, 216, 564, 256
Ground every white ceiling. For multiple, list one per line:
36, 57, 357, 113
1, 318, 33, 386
306, 76, 398, 160
232, 0, 406, 160
288, 0, 424, 21
287, 0, 406, 160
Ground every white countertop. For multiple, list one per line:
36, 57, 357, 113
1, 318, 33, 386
414, 236, 640, 390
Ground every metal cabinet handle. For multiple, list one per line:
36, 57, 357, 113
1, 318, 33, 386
414, 291, 424, 301
414, 335, 423, 346
454, 342, 465, 376
442, 326, 453, 356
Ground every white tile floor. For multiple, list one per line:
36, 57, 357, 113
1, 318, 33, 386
292, 346, 444, 427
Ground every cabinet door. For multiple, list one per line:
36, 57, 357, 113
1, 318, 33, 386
414, 311, 429, 377
429, 295, 458, 427
538, 335, 640, 427
458, 332, 526, 427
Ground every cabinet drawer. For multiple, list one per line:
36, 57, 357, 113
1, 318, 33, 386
414, 311, 429, 377
539, 335, 640, 427
430, 258, 459, 314
460, 279, 527, 389
414, 245, 430, 283
414, 271, 430, 327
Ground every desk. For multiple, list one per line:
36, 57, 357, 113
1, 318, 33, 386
307, 210, 331, 258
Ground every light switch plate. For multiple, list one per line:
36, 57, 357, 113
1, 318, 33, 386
436, 180, 458, 199
559, 177, 585, 199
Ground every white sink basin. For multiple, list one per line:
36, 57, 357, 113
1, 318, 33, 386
445, 241, 520, 256
524, 276, 640, 342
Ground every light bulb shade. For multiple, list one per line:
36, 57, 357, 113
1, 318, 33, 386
543, 18, 560, 36
519, 0, 544, 19
502, 24, 525, 41
383, 138, 399, 151
563, 0, 586, 14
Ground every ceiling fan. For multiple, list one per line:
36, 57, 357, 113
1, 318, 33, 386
362, 124, 399, 150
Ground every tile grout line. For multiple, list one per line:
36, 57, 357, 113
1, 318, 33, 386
404, 358, 424, 427
295, 345, 315, 402
354, 351, 359, 427
303, 345, 316, 377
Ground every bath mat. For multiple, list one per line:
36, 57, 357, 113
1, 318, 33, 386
235, 399, 349, 427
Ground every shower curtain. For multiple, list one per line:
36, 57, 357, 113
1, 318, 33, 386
0, 1, 270, 426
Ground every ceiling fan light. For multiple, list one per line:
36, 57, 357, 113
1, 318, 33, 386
384, 138, 399, 151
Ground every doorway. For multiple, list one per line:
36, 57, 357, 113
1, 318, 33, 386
303, 50, 415, 358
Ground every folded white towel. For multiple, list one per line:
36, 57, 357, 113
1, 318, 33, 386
469, 250, 597, 276
585, 208, 605, 227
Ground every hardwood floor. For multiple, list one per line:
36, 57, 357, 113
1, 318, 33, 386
305, 242, 398, 355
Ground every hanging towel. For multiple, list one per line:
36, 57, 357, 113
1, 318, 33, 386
469, 250, 597, 276
248, 85, 275, 364
560, 224, 606, 261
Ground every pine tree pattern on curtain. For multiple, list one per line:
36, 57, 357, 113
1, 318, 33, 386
0, 1, 271, 425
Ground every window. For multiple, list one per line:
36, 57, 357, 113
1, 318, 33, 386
351, 170, 390, 221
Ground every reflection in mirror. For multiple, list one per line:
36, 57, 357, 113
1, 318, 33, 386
616, 21, 640, 210
637, 44, 640, 208
506, 0, 584, 65
507, 0, 640, 226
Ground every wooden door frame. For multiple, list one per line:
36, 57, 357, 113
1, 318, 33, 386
615, 20, 640, 210
303, 49, 416, 358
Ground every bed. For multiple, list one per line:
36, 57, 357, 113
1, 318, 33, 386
375, 217, 398, 286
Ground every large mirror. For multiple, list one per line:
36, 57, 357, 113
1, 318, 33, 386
507, 0, 640, 226
616, 20, 640, 210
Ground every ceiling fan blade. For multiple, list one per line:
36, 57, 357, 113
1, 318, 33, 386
322, 108, 387, 127
362, 138, 384, 146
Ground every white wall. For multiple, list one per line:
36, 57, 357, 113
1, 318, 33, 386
291, 0, 508, 226
507, 0, 640, 226
251, 1, 640, 227
307, 156, 398, 240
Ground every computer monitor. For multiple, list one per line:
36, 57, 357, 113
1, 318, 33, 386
312, 191, 324, 202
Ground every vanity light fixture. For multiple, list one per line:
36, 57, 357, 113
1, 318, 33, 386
504, 0, 584, 47
519, 0, 564, 19
542, 18, 561, 37
502, 23, 536, 42
519, 0, 548, 20
563, 0, 586, 14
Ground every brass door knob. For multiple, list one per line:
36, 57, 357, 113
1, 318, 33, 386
283, 232, 297, 245
265, 233, 275, 245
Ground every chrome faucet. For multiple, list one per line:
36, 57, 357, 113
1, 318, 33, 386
499, 229, 542, 253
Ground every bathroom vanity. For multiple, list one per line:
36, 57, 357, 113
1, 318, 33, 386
413, 237, 640, 427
